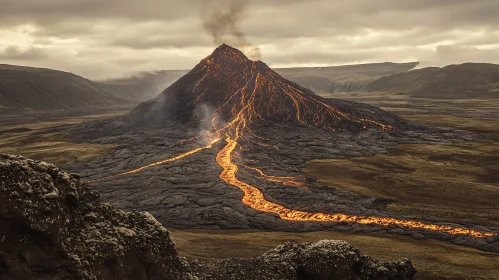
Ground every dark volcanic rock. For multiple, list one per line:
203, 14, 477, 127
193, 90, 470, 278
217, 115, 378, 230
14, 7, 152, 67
0, 154, 417, 280
0, 154, 189, 280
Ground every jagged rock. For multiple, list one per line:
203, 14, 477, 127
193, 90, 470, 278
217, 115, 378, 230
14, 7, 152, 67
0, 154, 189, 280
0, 154, 417, 279
192, 241, 416, 280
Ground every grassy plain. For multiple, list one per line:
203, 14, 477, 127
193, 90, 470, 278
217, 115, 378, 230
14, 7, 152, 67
0, 111, 126, 164
303, 142, 499, 227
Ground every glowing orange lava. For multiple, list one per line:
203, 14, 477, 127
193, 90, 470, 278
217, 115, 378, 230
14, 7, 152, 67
216, 125, 493, 238
206, 52, 495, 239
87, 139, 219, 183
240, 164, 296, 183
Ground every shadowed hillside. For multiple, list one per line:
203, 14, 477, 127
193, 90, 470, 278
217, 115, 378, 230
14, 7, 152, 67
0, 64, 126, 113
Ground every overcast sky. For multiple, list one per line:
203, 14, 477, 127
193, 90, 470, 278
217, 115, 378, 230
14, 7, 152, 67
1, 0, 498, 80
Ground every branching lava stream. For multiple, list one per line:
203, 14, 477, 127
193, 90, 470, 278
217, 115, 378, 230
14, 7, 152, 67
87, 139, 219, 183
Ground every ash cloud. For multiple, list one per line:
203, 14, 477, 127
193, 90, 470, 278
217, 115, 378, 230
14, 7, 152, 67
201, 0, 261, 60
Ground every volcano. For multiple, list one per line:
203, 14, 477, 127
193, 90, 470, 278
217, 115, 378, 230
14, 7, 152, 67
124, 44, 404, 131
81, 44, 498, 242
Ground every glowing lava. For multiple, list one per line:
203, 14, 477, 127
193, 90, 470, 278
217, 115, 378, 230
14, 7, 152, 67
215, 122, 493, 238
204, 45, 494, 238
87, 139, 219, 183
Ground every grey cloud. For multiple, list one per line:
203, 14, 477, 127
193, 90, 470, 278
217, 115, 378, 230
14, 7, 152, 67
0, 0, 200, 24
415, 44, 499, 68
111, 35, 212, 50
1, 0, 498, 79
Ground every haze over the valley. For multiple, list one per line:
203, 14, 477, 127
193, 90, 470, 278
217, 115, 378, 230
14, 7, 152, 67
1, 0, 499, 80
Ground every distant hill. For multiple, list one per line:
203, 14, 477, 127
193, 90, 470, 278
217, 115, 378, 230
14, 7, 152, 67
276, 62, 419, 95
0, 64, 126, 113
361, 63, 499, 96
98, 62, 419, 101
98, 70, 187, 102
276, 62, 419, 80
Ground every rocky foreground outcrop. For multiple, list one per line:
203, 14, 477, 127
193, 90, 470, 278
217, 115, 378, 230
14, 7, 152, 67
191, 241, 415, 280
0, 154, 416, 280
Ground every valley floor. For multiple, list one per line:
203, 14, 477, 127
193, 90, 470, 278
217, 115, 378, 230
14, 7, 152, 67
0, 110, 128, 164
1, 95, 498, 279
170, 228, 499, 280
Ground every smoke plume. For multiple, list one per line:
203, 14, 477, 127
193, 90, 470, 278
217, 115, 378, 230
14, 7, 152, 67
201, 0, 262, 60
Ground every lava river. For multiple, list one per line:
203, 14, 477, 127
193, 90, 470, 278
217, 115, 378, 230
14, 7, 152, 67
211, 71, 494, 239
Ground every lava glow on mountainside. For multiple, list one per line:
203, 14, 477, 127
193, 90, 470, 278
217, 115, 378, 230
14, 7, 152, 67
88, 44, 496, 239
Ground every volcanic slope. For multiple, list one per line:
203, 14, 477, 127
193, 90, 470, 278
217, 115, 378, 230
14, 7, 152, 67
122, 44, 404, 131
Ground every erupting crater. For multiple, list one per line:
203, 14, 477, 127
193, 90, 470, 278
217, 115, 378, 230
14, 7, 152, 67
87, 44, 497, 242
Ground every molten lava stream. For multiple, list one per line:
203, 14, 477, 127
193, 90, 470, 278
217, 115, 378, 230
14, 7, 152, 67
87, 139, 220, 183
239, 164, 305, 187
216, 120, 495, 238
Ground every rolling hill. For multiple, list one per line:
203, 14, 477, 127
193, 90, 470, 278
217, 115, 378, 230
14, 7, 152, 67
361, 63, 499, 96
0, 64, 126, 113
276, 62, 419, 94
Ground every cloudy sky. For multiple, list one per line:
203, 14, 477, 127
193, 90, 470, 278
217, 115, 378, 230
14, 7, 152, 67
1, 0, 498, 80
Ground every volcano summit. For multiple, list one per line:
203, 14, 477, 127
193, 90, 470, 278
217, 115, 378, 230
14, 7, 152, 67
72, 45, 498, 253
123, 44, 404, 131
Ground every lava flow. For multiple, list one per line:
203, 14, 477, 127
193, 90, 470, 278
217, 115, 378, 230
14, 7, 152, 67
89, 44, 497, 239
203, 45, 494, 238
87, 139, 219, 183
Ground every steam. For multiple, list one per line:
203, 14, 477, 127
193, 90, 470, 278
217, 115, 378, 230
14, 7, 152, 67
195, 103, 225, 145
201, 0, 262, 60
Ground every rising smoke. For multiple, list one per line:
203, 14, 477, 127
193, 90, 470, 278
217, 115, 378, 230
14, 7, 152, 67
201, 0, 262, 60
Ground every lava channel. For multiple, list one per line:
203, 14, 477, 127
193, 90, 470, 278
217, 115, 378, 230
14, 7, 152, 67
215, 116, 495, 239
87, 139, 219, 183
